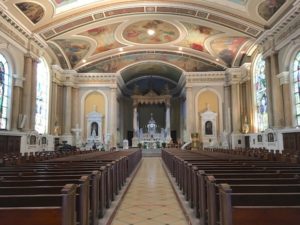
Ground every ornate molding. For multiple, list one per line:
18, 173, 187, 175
132, 90, 171, 106
0, 6, 46, 49
12, 74, 25, 88
185, 71, 225, 85
277, 71, 290, 85
225, 68, 242, 85
256, 1, 300, 56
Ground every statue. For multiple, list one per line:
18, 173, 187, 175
91, 122, 98, 138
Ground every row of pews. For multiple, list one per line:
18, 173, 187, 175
0, 149, 101, 166
204, 147, 300, 163
0, 149, 142, 225
162, 149, 300, 225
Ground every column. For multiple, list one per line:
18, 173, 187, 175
30, 58, 38, 130
63, 85, 72, 135
11, 74, 24, 130
223, 85, 231, 133
231, 83, 241, 133
165, 100, 171, 141
277, 71, 292, 127
185, 85, 193, 142
72, 87, 79, 128
51, 81, 58, 134
133, 102, 138, 137
22, 54, 33, 131
110, 86, 117, 147
270, 52, 284, 128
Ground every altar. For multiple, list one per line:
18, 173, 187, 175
131, 90, 172, 148
137, 114, 166, 149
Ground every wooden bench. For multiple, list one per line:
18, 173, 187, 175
219, 184, 300, 225
0, 183, 76, 225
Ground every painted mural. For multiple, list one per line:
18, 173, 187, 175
258, 0, 286, 21
123, 20, 180, 44
78, 52, 224, 73
54, 39, 90, 67
80, 23, 124, 55
211, 37, 248, 66
48, 43, 69, 69
177, 22, 220, 52
16, 2, 44, 24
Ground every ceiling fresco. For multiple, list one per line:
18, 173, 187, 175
48, 42, 69, 69
258, 0, 286, 21
177, 22, 220, 52
78, 52, 224, 73
210, 37, 249, 66
122, 20, 180, 44
54, 39, 91, 67
16, 2, 45, 24
3, 0, 295, 76
80, 23, 125, 55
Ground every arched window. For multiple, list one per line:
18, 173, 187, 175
0, 54, 11, 130
35, 58, 49, 133
293, 51, 300, 125
254, 54, 268, 131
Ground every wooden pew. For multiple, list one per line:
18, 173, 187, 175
0, 183, 77, 225
219, 183, 300, 225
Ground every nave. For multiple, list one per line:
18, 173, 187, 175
111, 157, 189, 225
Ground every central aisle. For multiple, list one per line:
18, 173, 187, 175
111, 157, 189, 225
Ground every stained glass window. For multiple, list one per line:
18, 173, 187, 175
0, 54, 10, 129
254, 54, 268, 131
293, 51, 300, 125
35, 59, 49, 134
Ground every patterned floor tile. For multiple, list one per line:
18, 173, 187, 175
111, 157, 188, 225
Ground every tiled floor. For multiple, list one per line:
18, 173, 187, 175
111, 157, 189, 225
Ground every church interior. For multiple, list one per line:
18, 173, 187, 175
0, 0, 300, 225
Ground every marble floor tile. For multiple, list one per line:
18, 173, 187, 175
111, 157, 188, 225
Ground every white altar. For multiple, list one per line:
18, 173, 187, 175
136, 114, 167, 149
131, 90, 172, 148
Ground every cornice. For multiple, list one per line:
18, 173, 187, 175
0, 7, 46, 49
255, 2, 300, 53
225, 68, 242, 85
185, 71, 225, 86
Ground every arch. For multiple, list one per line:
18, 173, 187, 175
289, 49, 300, 126
194, 87, 223, 134
0, 51, 13, 130
80, 89, 108, 139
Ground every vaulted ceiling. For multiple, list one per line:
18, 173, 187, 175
3, 0, 292, 79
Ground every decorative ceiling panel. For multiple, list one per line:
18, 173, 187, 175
54, 39, 91, 67
78, 52, 224, 73
16, 2, 45, 24
80, 23, 124, 55
177, 22, 220, 52
123, 20, 180, 45
210, 36, 249, 66
258, 0, 286, 21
